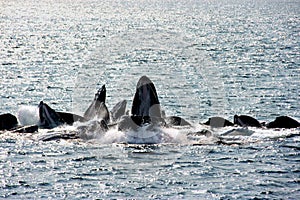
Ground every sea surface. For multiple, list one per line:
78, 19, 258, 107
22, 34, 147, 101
0, 0, 299, 199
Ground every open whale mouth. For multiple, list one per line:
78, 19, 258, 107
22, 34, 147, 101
131, 76, 162, 119
95, 84, 106, 103
84, 85, 109, 123
38, 101, 63, 129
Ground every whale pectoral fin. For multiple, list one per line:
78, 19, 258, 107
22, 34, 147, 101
38, 101, 63, 129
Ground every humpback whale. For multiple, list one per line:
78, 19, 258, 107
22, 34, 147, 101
165, 116, 191, 126
0, 113, 38, 133
161, 110, 191, 126
1, 75, 299, 143
38, 101, 85, 128
110, 100, 127, 122
118, 75, 190, 131
84, 85, 109, 123
234, 115, 262, 128
0, 113, 18, 130
36, 91, 110, 141
130, 75, 164, 126
118, 76, 165, 131
131, 76, 162, 119
204, 116, 234, 128
38, 85, 109, 129
38, 101, 65, 129
266, 116, 300, 128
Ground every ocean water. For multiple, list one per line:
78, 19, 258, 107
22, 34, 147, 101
0, 0, 299, 199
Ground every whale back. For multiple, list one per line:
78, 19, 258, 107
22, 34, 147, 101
234, 115, 262, 127
0, 113, 18, 130
204, 116, 233, 128
131, 76, 162, 118
267, 116, 300, 128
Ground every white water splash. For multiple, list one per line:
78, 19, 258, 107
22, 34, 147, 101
4, 109, 300, 145
74, 122, 193, 144
17, 106, 39, 126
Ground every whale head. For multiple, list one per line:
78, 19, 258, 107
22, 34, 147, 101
131, 76, 162, 118
38, 101, 63, 129
84, 85, 109, 122
95, 84, 106, 103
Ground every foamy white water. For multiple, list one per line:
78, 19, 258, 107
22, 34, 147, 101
17, 106, 40, 126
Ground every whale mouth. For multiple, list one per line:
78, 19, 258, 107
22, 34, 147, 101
38, 101, 63, 129
95, 85, 106, 103
84, 85, 109, 122
131, 76, 161, 118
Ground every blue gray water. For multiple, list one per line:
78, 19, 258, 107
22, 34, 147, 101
0, 0, 299, 199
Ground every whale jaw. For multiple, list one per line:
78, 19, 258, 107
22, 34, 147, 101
84, 85, 109, 123
131, 76, 162, 118
38, 101, 64, 129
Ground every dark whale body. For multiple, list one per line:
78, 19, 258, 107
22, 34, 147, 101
38, 85, 109, 129
165, 116, 191, 126
0, 113, 38, 133
267, 116, 300, 128
131, 76, 162, 119
118, 76, 164, 130
38, 101, 86, 129
0, 113, 18, 130
38, 101, 65, 129
204, 117, 234, 128
84, 85, 109, 123
119, 76, 190, 131
234, 115, 262, 128
130, 76, 165, 126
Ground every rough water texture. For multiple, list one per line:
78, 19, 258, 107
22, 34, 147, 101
0, 0, 299, 199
